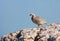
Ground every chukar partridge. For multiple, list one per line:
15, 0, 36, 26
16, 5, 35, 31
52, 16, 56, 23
29, 13, 47, 27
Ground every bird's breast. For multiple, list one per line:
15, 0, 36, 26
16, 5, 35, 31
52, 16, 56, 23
31, 17, 38, 25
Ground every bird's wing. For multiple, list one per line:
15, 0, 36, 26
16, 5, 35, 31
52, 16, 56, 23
35, 16, 43, 21
33, 16, 42, 24
34, 16, 46, 23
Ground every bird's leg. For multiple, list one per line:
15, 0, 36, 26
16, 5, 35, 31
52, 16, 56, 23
38, 24, 41, 28
38, 24, 43, 28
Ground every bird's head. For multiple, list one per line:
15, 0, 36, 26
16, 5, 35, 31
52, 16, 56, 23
29, 13, 36, 17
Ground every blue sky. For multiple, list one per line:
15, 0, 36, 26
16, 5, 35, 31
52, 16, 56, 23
0, 0, 60, 38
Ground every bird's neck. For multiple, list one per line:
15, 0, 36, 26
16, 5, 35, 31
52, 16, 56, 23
32, 16, 35, 18
32, 15, 36, 18
31, 16, 36, 20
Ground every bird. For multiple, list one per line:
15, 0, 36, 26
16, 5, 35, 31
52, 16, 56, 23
29, 13, 47, 27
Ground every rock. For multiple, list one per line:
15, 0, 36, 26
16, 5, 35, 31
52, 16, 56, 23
56, 36, 60, 41
1, 23, 60, 41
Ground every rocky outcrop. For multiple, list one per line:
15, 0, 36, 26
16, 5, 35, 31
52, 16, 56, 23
1, 23, 60, 41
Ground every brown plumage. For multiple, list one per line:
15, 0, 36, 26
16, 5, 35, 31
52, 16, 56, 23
29, 13, 47, 27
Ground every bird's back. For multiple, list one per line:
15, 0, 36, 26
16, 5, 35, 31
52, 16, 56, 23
31, 16, 47, 25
